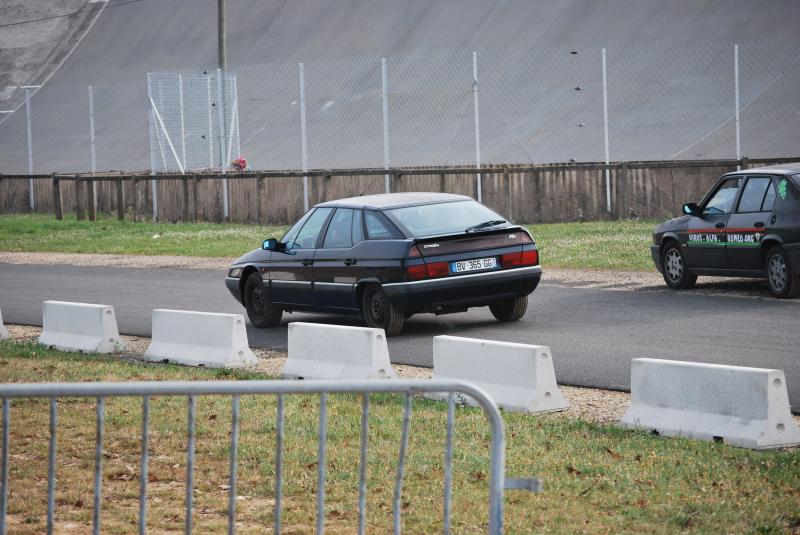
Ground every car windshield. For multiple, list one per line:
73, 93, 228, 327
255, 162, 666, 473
386, 200, 506, 238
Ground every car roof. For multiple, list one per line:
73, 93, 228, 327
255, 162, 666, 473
725, 162, 800, 176
315, 192, 474, 210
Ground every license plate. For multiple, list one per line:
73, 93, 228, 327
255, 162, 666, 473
450, 257, 497, 274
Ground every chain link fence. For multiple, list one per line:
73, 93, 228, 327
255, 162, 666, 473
0, 42, 798, 177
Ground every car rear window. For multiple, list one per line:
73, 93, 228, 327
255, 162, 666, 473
386, 200, 506, 238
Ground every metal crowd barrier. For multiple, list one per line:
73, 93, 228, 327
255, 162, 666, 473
0, 379, 513, 535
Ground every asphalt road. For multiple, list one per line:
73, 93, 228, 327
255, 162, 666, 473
1, 263, 799, 409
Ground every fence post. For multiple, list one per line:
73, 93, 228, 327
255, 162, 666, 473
256, 173, 263, 224
52, 175, 63, 220
192, 175, 199, 222
87, 179, 96, 221
132, 177, 139, 222
299, 62, 309, 213
734, 44, 741, 170
472, 52, 482, 203
182, 177, 189, 222
382, 57, 391, 193
206, 75, 214, 168
75, 177, 85, 221
602, 47, 611, 214
116, 178, 124, 221
503, 166, 512, 221
216, 68, 229, 221
89, 86, 98, 213
178, 74, 187, 169
25, 87, 35, 211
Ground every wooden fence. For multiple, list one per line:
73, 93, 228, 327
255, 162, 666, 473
1, 157, 797, 224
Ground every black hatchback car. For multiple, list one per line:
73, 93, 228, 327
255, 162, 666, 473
651, 163, 800, 298
225, 192, 542, 335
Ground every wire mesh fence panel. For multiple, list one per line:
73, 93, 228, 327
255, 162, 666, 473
738, 42, 800, 159
0, 42, 798, 179
93, 82, 150, 172
607, 43, 736, 161
236, 61, 303, 171
479, 47, 605, 165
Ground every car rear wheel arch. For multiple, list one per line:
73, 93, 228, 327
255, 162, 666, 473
760, 238, 782, 266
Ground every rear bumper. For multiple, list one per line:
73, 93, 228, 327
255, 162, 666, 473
650, 245, 662, 273
382, 265, 542, 312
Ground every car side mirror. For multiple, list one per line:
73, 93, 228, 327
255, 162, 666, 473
262, 238, 281, 251
682, 203, 701, 216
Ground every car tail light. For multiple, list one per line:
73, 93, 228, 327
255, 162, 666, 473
521, 232, 534, 244
406, 264, 428, 281
406, 260, 450, 281
426, 261, 449, 278
408, 244, 422, 258
501, 249, 539, 268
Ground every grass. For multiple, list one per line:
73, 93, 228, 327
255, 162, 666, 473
0, 340, 798, 534
0, 214, 659, 270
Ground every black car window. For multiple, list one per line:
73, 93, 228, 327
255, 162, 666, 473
322, 208, 354, 249
761, 181, 777, 212
387, 199, 506, 238
703, 178, 740, 215
737, 177, 772, 213
365, 210, 401, 239
289, 207, 333, 249
352, 209, 364, 244
280, 210, 313, 247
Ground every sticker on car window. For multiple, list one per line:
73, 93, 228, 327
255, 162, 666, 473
778, 178, 789, 200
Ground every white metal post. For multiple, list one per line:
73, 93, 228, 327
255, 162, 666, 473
602, 47, 611, 213
472, 52, 482, 203
382, 57, 390, 193
25, 87, 34, 210
217, 68, 229, 220
207, 75, 214, 168
734, 44, 741, 170
233, 75, 240, 159
299, 62, 309, 212
88, 85, 97, 212
146, 73, 158, 221
178, 74, 187, 170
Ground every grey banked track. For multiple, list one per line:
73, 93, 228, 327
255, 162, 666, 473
1, 0, 799, 173
2, 262, 798, 411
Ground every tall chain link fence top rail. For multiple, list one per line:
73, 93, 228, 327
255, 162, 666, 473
0, 379, 508, 535
0, 42, 798, 175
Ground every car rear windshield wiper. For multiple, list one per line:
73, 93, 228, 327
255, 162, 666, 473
465, 219, 507, 233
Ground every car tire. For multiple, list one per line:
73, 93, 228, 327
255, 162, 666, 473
489, 295, 528, 322
361, 285, 404, 336
244, 272, 283, 328
661, 242, 697, 290
765, 246, 799, 299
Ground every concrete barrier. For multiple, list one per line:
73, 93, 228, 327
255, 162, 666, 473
38, 300, 126, 353
431, 336, 569, 413
0, 306, 9, 341
622, 358, 800, 449
144, 309, 257, 368
283, 322, 397, 380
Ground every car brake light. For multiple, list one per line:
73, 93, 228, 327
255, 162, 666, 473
406, 264, 427, 281
406, 260, 450, 281
426, 261, 449, 278
409, 244, 422, 258
520, 232, 534, 244
501, 250, 539, 268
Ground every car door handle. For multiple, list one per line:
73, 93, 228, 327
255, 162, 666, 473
754, 221, 765, 228
302, 259, 314, 266
715, 222, 725, 229
344, 258, 357, 266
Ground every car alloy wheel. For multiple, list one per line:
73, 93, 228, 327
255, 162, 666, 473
250, 283, 265, 321
664, 248, 684, 283
767, 250, 788, 294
